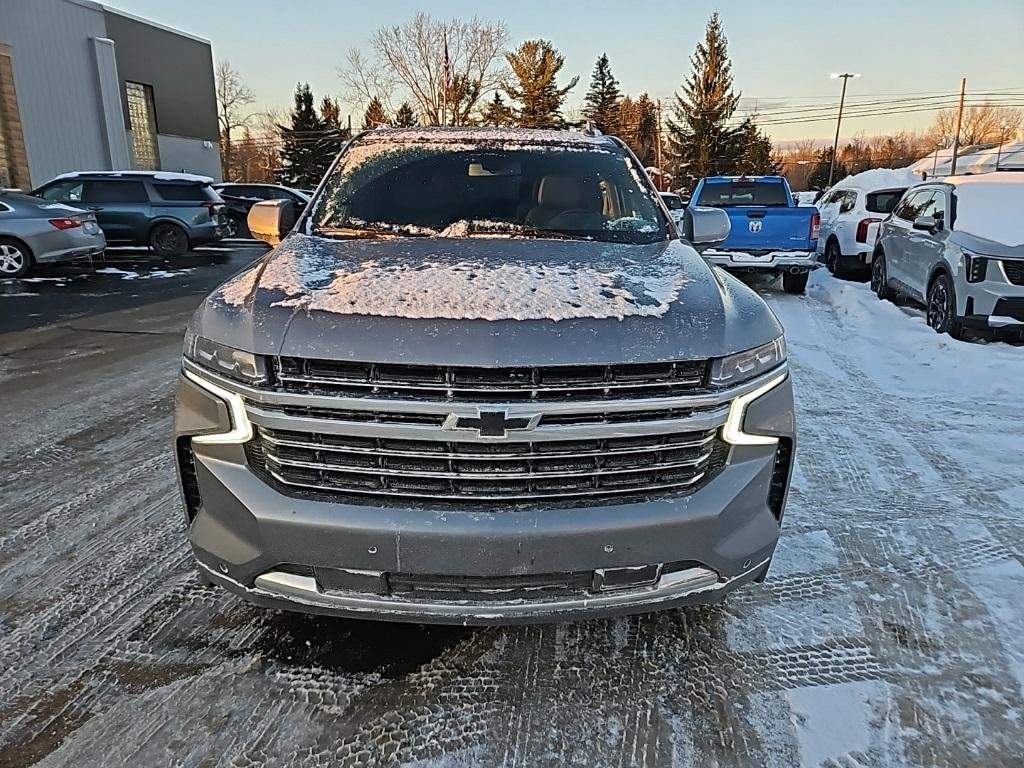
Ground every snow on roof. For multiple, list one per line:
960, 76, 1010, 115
361, 127, 611, 147
54, 171, 215, 183
831, 168, 921, 193
948, 173, 1024, 246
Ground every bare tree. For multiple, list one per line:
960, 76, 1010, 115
928, 102, 1023, 147
215, 60, 256, 179
340, 13, 508, 126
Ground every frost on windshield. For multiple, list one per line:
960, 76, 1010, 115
217, 233, 694, 322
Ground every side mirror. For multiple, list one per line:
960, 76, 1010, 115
681, 206, 731, 252
912, 216, 939, 233
247, 199, 296, 245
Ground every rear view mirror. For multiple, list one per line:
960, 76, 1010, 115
681, 206, 731, 252
247, 200, 296, 245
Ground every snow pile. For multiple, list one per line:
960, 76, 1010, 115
54, 170, 214, 183
830, 168, 921, 193
949, 174, 1024, 245
219, 234, 693, 322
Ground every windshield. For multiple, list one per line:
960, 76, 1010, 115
312, 139, 667, 244
697, 180, 789, 207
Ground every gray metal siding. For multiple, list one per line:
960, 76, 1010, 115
0, 0, 110, 186
102, 10, 219, 142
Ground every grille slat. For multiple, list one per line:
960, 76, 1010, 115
1002, 259, 1024, 286
273, 358, 708, 401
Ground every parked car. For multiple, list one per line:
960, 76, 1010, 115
0, 191, 106, 278
659, 191, 687, 227
816, 171, 914, 278
690, 175, 820, 294
212, 183, 311, 238
872, 173, 1024, 339
175, 127, 796, 625
32, 171, 225, 257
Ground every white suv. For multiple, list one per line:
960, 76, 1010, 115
816, 185, 908, 277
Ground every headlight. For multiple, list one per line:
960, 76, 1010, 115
961, 249, 987, 283
710, 337, 787, 388
184, 331, 266, 384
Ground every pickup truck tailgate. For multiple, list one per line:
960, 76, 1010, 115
722, 207, 816, 251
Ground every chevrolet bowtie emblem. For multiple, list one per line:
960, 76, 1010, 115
443, 410, 540, 438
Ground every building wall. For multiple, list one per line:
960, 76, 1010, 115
0, 0, 112, 186
102, 10, 220, 143
157, 134, 221, 180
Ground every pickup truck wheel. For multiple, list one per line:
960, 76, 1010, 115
782, 270, 809, 295
926, 272, 965, 340
0, 237, 34, 278
871, 251, 895, 301
150, 223, 189, 258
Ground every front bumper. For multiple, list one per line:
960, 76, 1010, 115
175, 367, 796, 625
702, 249, 820, 271
959, 264, 1024, 331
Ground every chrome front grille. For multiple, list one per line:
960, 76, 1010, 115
246, 426, 728, 505
273, 357, 709, 401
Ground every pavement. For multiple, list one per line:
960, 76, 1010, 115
0, 252, 1022, 768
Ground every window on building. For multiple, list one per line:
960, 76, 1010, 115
125, 81, 160, 171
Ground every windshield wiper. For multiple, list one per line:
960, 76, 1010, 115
312, 225, 427, 240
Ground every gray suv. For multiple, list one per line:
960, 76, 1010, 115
174, 128, 796, 624
873, 174, 1024, 339
33, 171, 225, 257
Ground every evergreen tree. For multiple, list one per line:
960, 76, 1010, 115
808, 146, 848, 190
502, 40, 578, 129
582, 54, 622, 134
393, 101, 418, 127
619, 93, 659, 166
479, 92, 516, 127
734, 117, 781, 175
277, 83, 328, 188
666, 13, 742, 178
362, 96, 388, 129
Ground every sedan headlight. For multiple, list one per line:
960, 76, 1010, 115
710, 337, 787, 388
184, 332, 266, 384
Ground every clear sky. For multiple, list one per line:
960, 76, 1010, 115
105, 0, 1024, 144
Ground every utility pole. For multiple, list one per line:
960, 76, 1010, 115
950, 77, 966, 176
655, 99, 664, 191
828, 72, 860, 187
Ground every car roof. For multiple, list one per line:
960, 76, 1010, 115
52, 171, 214, 184
351, 126, 617, 149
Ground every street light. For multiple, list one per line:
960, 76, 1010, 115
828, 73, 861, 187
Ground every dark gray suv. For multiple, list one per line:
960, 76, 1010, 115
174, 128, 796, 624
33, 171, 224, 257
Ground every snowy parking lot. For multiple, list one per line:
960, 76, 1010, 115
1, 270, 1022, 767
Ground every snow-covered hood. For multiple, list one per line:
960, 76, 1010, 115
191, 233, 782, 367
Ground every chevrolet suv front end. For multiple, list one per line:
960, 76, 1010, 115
174, 128, 796, 624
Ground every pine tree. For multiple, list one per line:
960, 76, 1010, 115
619, 93, 659, 166
502, 40, 578, 129
582, 54, 622, 134
277, 83, 328, 188
808, 147, 848, 190
734, 117, 781, 175
479, 92, 515, 127
362, 96, 388, 130
393, 101, 418, 127
666, 13, 742, 178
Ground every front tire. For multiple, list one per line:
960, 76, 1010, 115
149, 223, 189, 258
926, 272, 965, 339
782, 270, 809, 294
871, 250, 894, 301
0, 237, 33, 278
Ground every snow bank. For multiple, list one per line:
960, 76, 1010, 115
786, 271, 1024, 398
831, 168, 921, 193
950, 174, 1024, 246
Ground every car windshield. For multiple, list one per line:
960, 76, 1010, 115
697, 181, 789, 207
311, 137, 667, 244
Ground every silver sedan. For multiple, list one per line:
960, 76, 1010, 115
0, 192, 106, 278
